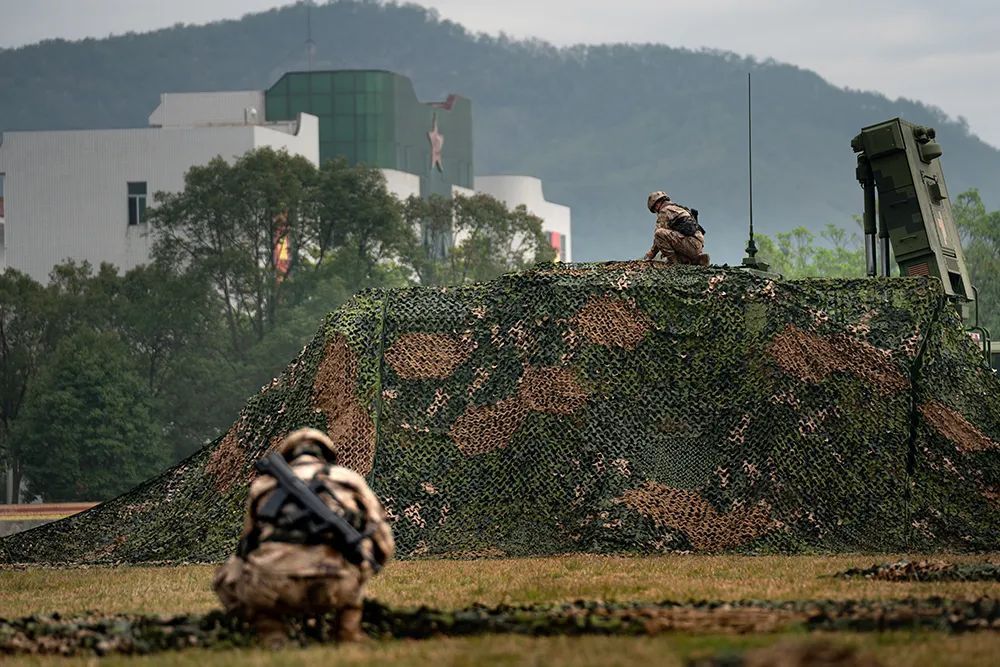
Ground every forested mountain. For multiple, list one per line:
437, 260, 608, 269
2, 0, 999, 261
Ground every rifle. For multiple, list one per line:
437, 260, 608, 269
250, 453, 381, 572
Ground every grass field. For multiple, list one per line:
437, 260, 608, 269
2, 554, 998, 665
5, 634, 1000, 667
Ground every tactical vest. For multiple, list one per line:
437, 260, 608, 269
240, 456, 376, 569
258, 473, 367, 546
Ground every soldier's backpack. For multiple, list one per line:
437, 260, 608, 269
679, 205, 706, 235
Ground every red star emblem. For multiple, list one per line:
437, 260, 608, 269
428, 113, 444, 173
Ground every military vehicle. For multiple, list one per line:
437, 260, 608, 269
851, 117, 998, 369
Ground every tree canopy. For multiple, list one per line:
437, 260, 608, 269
13, 330, 168, 502
954, 189, 1000, 336
403, 194, 549, 285
755, 223, 866, 280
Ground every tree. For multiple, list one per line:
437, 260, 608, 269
150, 148, 316, 358
114, 263, 218, 393
45, 261, 121, 333
305, 157, 413, 286
402, 194, 456, 285
150, 149, 411, 361
113, 264, 232, 459
755, 223, 866, 280
954, 188, 1000, 335
146, 149, 419, 455
403, 193, 550, 285
13, 330, 169, 502
0, 270, 50, 502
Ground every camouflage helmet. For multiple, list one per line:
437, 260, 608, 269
647, 191, 670, 212
276, 428, 338, 464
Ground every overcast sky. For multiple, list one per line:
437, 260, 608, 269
2, 0, 998, 147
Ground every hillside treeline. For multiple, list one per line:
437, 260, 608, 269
2, 1, 999, 261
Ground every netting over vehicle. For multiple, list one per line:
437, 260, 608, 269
2, 263, 998, 564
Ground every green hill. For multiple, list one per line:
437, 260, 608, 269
2, 0, 998, 262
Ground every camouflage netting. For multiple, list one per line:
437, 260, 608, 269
834, 560, 1000, 582
2, 262, 999, 564
2, 597, 998, 656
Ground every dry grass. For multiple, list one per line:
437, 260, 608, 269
1, 553, 997, 618
2, 554, 997, 666
369, 553, 1000, 609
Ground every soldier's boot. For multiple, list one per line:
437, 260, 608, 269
336, 605, 365, 642
694, 253, 710, 266
254, 615, 290, 649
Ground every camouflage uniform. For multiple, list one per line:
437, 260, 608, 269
644, 191, 708, 265
213, 428, 394, 645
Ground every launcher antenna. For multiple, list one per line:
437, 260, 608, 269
741, 72, 769, 270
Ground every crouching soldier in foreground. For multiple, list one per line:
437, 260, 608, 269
214, 428, 394, 646
644, 190, 709, 266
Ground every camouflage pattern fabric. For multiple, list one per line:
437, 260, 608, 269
213, 451, 393, 640
655, 202, 696, 231
647, 228, 705, 264
232, 453, 394, 577
833, 560, 1000, 582
1, 262, 998, 564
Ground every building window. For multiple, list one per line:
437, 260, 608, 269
127, 181, 147, 226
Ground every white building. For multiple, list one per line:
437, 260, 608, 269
0, 76, 571, 282
0, 92, 317, 282
476, 176, 572, 262
378, 174, 572, 263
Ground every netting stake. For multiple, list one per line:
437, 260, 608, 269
370, 291, 392, 480
903, 288, 947, 549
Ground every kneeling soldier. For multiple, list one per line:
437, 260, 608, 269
213, 428, 394, 645
644, 190, 709, 266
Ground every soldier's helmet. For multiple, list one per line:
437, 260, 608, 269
276, 428, 338, 464
647, 191, 670, 212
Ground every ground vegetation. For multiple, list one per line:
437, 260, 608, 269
1, 555, 998, 664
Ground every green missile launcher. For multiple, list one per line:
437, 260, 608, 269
852, 118, 974, 302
